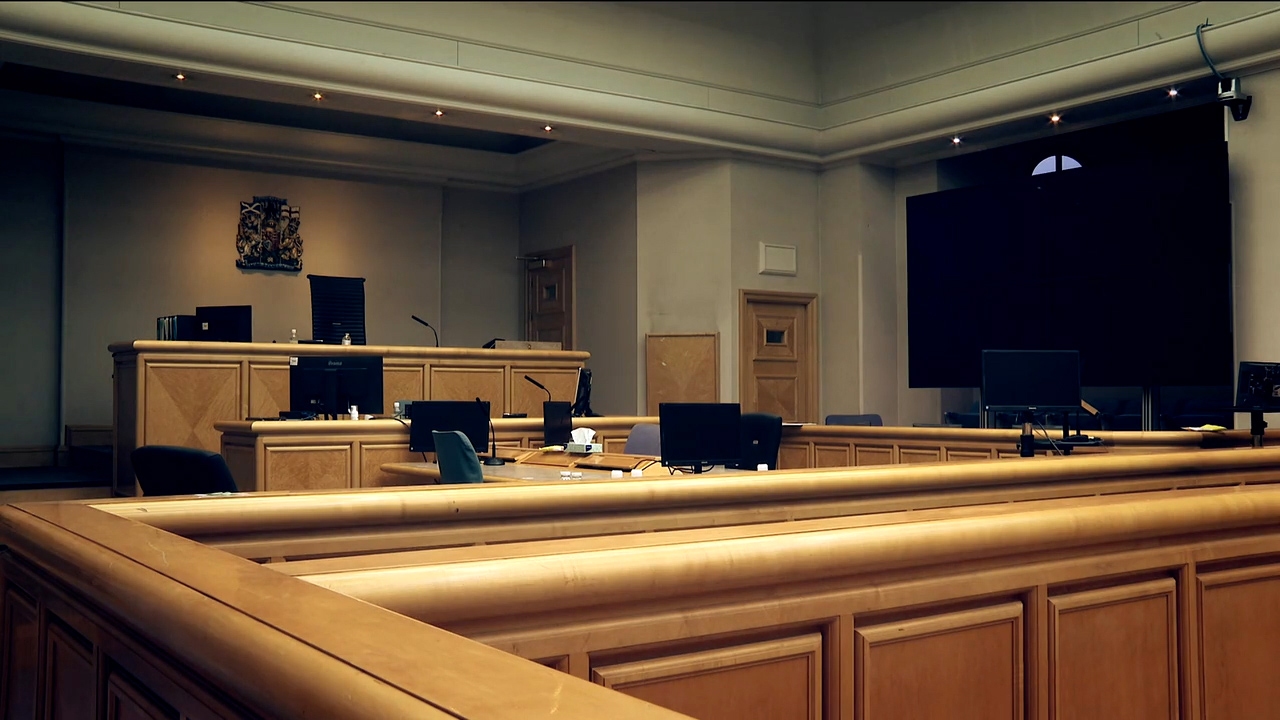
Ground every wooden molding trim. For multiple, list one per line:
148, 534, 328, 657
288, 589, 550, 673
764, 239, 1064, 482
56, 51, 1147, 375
0, 446, 58, 469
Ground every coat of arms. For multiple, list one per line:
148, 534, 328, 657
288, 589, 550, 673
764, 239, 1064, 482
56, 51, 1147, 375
236, 196, 303, 271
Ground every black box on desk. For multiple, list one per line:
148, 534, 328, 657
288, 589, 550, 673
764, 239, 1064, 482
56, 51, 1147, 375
157, 315, 199, 340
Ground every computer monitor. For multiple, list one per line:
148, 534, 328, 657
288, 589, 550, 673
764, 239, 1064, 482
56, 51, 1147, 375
543, 401, 573, 446
658, 403, 742, 472
289, 355, 384, 417
981, 350, 1081, 412
571, 368, 598, 417
308, 274, 366, 344
408, 400, 491, 453
196, 305, 252, 342
1235, 361, 1280, 411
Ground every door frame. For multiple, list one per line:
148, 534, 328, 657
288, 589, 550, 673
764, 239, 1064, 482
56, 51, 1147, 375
523, 245, 576, 350
738, 289, 819, 422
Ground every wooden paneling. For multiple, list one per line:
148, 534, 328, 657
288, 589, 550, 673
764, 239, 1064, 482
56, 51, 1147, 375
525, 246, 575, 349
645, 333, 719, 416
604, 438, 628, 454
778, 443, 811, 470
263, 446, 351, 492
511, 368, 581, 418
383, 366, 427, 410
106, 672, 175, 720
45, 621, 95, 720
2, 587, 38, 720
144, 363, 241, 451
1048, 579, 1178, 720
855, 603, 1023, 720
593, 635, 822, 720
813, 444, 850, 468
359, 444, 422, 488
854, 446, 894, 466
221, 444, 257, 492
947, 449, 995, 462
431, 368, 505, 417
1199, 564, 1280, 719
247, 362, 289, 419
899, 448, 942, 464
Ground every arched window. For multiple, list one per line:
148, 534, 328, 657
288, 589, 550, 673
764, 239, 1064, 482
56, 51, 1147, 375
1032, 155, 1083, 175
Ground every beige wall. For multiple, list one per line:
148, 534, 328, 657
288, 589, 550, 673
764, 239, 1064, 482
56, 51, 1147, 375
61, 148, 444, 426
519, 164, 638, 415
441, 187, 520, 349
0, 135, 61, 448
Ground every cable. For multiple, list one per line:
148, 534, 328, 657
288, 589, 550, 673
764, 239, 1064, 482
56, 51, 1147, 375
1034, 419, 1066, 456
389, 416, 428, 463
1196, 20, 1225, 80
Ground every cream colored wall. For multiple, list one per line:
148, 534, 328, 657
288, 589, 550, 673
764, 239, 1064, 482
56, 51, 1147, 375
440, 188, 520, 349
519, 164, 638, 415
636, 159, 734, 408
0, 135, 61, 448
61, 148, 444, 426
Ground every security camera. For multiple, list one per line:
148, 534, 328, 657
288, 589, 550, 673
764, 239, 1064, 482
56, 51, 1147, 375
1218, 77, 1253, 121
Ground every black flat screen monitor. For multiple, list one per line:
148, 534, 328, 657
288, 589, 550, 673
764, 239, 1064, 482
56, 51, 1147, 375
658, 403, 742, 470
982, 350, 1081, 412
408, 401, 490, 453
571, 368, 597, 417
1235, 362, 1280, 411
543, 401, 573, 446
289, 355, 384, 417
196, 305, 252, 342
308, 274, 366, 345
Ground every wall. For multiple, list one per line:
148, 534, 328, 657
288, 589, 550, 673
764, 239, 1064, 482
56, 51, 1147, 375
440, 188, 520, 349
62, 148, 444, 426
0, 135, 61, 448
520, 164, 638, 415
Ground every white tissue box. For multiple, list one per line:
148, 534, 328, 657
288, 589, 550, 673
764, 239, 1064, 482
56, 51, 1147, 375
565, 442, 603, 454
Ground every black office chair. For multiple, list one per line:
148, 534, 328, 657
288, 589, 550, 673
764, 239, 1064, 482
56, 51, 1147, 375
735, 413, 783, 470
432, 431, 485, 484
825, 413, 883, 427
131, 446, 239, 496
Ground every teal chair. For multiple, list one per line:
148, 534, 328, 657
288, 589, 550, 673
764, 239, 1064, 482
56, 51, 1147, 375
432, 430, 485, 484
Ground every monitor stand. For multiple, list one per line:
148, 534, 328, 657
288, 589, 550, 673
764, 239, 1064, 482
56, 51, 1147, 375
1019, 410, 1035, 458
1250, 408, 1268, 449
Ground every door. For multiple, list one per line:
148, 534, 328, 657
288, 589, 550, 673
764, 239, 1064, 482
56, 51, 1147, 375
740, 290, 818, 422
525, 246, 574, 349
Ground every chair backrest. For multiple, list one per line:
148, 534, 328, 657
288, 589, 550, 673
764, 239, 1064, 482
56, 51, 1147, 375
737, 413, 783, 470
131, 446, 239, 496
825, 414, 884, 427
432, 430, 485, 484
623, 423, 661, 456
308, 274, 366, 345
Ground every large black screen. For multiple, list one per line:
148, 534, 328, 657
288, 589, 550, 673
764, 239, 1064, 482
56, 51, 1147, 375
907, 146, 1231, 388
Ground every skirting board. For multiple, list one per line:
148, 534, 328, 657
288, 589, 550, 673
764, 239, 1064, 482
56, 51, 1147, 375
0, 447, 59, 469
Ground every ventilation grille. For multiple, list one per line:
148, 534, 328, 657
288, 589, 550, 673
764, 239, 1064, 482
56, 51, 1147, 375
308, 274, 366, 345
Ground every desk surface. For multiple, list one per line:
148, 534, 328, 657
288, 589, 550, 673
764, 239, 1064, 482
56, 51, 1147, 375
383, 462, 633, 483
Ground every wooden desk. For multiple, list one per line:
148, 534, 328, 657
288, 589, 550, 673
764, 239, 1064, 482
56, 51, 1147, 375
111, 340, 588, 495
382, 449, 673, 483
384, 462, 628, 483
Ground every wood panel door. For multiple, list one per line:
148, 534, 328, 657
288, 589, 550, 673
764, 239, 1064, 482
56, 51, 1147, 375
740, 290, 818, 422
525, 247, 574, 349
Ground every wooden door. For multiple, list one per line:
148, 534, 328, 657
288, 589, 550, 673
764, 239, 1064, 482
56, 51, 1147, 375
525, 247, 574, 349
740, 290, 818, 422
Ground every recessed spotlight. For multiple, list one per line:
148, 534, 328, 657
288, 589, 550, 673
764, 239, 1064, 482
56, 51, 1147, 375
543, 124, 554, 132
434, 109, 444, 117
173, 73, 186, 81
951, 136, 961, 146
1168, 88, 1179, 98
313, 92, 324, 101
1050, 113, 1061, 124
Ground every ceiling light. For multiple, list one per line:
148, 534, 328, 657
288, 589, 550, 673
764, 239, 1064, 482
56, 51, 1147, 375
1168, 88, 1179, 98
1050, 113, 1061, 124
951, 136, 961, 146
313, 92, 324, 101
173, 73, 186, 81
434, 109, 444, 117
543, 124, 554, 132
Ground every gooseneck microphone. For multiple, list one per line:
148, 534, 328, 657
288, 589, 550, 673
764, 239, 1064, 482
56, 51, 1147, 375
410, 315, 440, 347
477, 397, 504, 466
524, 375, 552, 402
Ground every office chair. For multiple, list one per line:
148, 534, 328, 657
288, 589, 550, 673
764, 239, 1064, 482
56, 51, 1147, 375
623, 423, 661, 456
131, 446, 239, 496
825, 413, 884, 427
735, 413, 783, 470
432, 431, 485, 484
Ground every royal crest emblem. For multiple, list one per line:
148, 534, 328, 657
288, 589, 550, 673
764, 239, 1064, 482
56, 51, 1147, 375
236, 196, 303, 272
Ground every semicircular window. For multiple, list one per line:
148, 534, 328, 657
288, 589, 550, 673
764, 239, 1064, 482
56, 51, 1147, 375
1032, 155, 1083, 175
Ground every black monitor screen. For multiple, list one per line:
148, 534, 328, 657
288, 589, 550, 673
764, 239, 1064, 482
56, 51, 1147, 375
543, 401, 573, 446
1236, 362, 1280, 411
658, 403, 742, 468
195, 305, 252, 342
409, 401, 490, 453
289, 355, 384, 416
982, 350, 1080, 411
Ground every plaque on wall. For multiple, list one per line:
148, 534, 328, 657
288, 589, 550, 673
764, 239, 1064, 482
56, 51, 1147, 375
236, 196, 303, 272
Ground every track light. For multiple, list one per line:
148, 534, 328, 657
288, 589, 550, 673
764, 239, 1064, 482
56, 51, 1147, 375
313, 92, 324, 101
173, 73, 186, 81
1050, 113, 1061, 124
543, 124, 554, 132
951, 136, 961, 146
434, 109, 444, 117
1168, 88, 1179, 98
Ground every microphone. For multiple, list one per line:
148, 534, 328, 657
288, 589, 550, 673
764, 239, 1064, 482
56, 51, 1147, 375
524, 374, 552, 402
410, 315, 439, 347
477, 397, 504, 466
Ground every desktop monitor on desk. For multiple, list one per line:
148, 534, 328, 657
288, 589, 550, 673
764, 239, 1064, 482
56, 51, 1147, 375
408, 401, 491, 453
982, 349, 1082, 457
543, 401, 573, 446
289, 355, 384, 418
658, 403, 742, 473
195, 305, 252, 342
1235, 362, 1280, 411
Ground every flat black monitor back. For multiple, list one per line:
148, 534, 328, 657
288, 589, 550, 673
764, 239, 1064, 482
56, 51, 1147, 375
982, 349, 1081, 412
196, 305, 252, 342
1236, 361, 1280, 411
543, 401, 573, 445
409, 401, 490, 452
289, 355, 384, 416
308, 275, 366, 345
658, 403, 742, 468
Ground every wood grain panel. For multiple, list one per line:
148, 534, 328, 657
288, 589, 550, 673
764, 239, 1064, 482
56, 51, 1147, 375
854, 446, 894, 466
1199, 564, 1280, 719
360, 444, 423, 488
814, 445, 851, 468
604, 438, 628, 454
247, 362, 289, 419
1049, 579, 1177, 720
899, 448, 942, 464
144, 363, 241, 451
430, 368, 505, 417
106, 672, 175, 720
511, 369, 581, 418
593, 634, 822, 720
645, 333, 719, 416
45, 621, 95, 720
221, 444, 257, 492
384, 366, 426, 410
856, 602, 1023, 720
947, 449, 995, 463
2, 587, 38, 720
263, 447, 351, 492
778, 443, 811, 470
